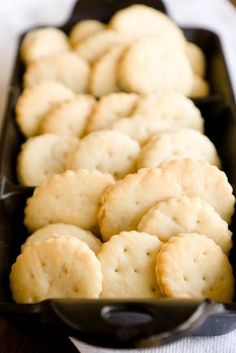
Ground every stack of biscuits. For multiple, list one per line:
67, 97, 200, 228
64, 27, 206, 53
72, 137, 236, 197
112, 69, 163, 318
10, 5, 235, 304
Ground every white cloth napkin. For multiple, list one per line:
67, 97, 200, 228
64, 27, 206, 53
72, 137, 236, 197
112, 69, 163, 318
0, 0, 236, 352
70, 332, 236, 353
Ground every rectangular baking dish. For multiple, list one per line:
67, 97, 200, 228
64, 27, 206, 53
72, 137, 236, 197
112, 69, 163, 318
0, 0, 236, 349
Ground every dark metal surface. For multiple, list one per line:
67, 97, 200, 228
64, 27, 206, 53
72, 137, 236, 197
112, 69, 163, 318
0, 319, 79, 353
0, 0, 236, 350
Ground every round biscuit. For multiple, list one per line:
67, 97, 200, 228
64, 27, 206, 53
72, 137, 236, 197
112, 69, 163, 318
160, 159, 235, 223
90, 45, 126, 97
16, 81, 75, 137
186, 42, 206, 77
20, 27, 70, 65
21, 223, 101, 254
134, 91, 204, 132
138, 196, 232, 254
98, 168, 182, 241
156, 233, 234, 302
137, 128, 221, 169
74, 29, 125, 63
86, 93, 138, 133
190, 75, 210, 98
69, 20, 106, 47
24, 51, 90, 94
39, 96, 96, 137
98, 231, 162, 298
17, 134, 79, 186
118, 36, 193, 95
10, 237, 102, 303
24, 169, 115, 232
67, 130, 140, 179
109, 4, 186, 46
110, 114, 171, 146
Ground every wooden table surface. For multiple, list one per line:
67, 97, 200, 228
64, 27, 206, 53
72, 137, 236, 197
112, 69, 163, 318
0, 319, 79, 353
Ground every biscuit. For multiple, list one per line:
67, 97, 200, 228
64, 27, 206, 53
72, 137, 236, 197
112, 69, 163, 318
110, 114, 171, 145
21, 223, 102, 254
69, 20, 106, 47
20, 27, 70, 65
156, 233, 234, 302
98, 231, 162, 298
66, 130, 140, 179
24, 51, 90, 94
190, 75, 209, 98
133, 91, 204, 132
90, 45, 126, 97
16, 82, 75, 137
160, 159, 235, 223
10, 237, 102, 303
39, 95, 96, 137
118, 36, 193, 95
86, 93, 138, 133
17, 134, 78, 186
98, 168, 182, 241
138, 197, 232, 254
137, 128, 221, 168
74, 29, 124, 63
109, 4, 186, 47
24, 169, 115, 232
186, 42, 206, 77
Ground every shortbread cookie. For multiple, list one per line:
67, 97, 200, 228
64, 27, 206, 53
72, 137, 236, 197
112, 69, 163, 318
74, 29, 124, 63
16, 82, 74, 137
98, 168, 182, 241
110, 114, 171, 145
66, 130, 140, 179
160, 159, 235, 223
138, 197, 232, 254
156, 233, 234, 302
86, 93, 138, 133
69, 20, 106, 47
118, 36, 193, 95
186, 42, 206, 77
20, 27, 70, 65
134, 91, 204, 132
190, 76, 209, 98
24, 169, 115, 232
10, 237, 102, 303
39, 96, 96, 137
137, 128, 221, 168
98, 231, 162, 298
109, 4, 186, 47
21, 223, 101, 254
17, 134, 78, 186
24, 51, 90, 94
90, 45, 126, 97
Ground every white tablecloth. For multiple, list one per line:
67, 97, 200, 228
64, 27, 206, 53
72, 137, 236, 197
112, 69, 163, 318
0, 0, 236, 352
71, 333, 236, 353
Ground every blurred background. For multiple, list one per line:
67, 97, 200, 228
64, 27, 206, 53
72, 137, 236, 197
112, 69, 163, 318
0, 0, 235, 122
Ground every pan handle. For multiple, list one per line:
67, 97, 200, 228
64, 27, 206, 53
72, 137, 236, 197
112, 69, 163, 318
136, 300, 225, 348
68, 0, 167, 23
0, 300, 228, 348
50, 299, 226, 348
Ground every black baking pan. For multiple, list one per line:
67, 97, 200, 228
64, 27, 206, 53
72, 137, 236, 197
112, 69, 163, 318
0, 0, 236, 349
